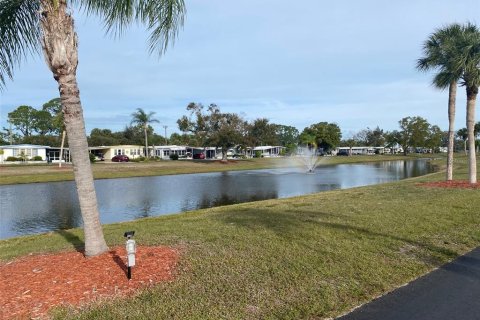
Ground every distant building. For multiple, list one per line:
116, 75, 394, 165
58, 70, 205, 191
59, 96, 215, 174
0, 144, 71, 163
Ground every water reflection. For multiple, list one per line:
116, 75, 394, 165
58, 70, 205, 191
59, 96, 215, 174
0, 160, 433, 239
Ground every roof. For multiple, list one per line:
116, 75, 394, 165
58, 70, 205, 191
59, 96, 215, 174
252, 146, 285, 151
0, 144, 51, 149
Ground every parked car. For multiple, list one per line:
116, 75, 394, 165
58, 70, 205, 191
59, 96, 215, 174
94, 153, 105, 161
193, 153, 205, 159
112, 154, 130, 162
337, 149, 350, 156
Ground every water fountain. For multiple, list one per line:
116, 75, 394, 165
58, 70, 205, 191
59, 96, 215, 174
296, 147, 320, 173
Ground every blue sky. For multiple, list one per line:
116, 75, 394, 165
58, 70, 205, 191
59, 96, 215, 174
1, 0, 479, 138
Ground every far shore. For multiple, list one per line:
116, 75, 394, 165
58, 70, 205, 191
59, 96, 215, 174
0, 154, 439, 185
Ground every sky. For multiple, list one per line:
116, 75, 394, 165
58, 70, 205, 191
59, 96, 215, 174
1, 0, 479, 139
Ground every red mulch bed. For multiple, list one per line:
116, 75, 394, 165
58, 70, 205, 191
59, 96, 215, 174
416, 180, 480, 189
0, 246, 179, 319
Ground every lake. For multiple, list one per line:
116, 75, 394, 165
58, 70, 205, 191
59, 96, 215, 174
0, 159, 433, 239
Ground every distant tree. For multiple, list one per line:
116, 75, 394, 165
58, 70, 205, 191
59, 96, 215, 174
397, 116, 431, 155
366, 126, 385, 147
339, 138, 359, 148
42, 98, 63, 135
457, 128, 468, 154
208, 112, 245, 160
299, 122, 341, 152
88, 128, 120, 146
131, 108, 159, 158
177, 103, 246, 158
247, 118, 278, 146
352, 129, 369, 146
425, 125, 445, 152
177, 102, 211, 146
8, 105, 37, 137
275, 124, 299, 153
169, 132, 196, 146
32, 110, 54, 135
384, 130, 402, 154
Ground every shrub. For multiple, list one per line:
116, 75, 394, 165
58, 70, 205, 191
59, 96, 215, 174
32, 156, 43, 161
131, 156, 146, 162
254, 150, 262, 158
169, 154, 179, 160
6, 156, 19, 161
89, 153, 96, 163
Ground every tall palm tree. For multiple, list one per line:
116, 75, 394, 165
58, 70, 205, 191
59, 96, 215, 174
417, 24, 464, 181
131, 108, 159, 158
456, 23, 480, 184
0, 0, 185, 256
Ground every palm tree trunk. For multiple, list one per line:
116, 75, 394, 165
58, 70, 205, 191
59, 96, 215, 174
466, 86, 477, 184
446, 81, 457, 181
144, 125, 148, 158
40, 0, 108, 256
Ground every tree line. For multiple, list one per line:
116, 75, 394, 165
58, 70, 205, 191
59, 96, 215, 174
5, 101, 479, 158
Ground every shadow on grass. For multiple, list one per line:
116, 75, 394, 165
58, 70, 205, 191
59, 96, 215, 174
55, 229, 85, 253
215, 209, 458, 261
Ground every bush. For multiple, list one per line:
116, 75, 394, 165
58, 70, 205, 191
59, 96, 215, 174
89, 153, 96, 163
6, 156, 19, 161
32, 156, 43, 161
130, 156, 146, 162
169, 154, 179, 160
254, 150, 262, 158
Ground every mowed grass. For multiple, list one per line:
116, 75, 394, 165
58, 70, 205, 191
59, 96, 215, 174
0, 156, 478, 319
0, 154, 429, 185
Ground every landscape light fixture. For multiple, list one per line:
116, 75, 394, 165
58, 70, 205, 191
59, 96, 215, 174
124, 231, 136, 280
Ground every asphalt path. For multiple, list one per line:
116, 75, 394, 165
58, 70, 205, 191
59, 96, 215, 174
338, 247, 480, 320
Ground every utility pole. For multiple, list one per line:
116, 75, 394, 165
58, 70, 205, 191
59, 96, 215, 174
163, 125, 168, 145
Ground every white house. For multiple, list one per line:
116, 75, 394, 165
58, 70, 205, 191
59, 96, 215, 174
248, 146, 285, 157
88, 145, 144, 160
153, 145, 191, 159
0, 144, 49, 163
0, 144, 72, 163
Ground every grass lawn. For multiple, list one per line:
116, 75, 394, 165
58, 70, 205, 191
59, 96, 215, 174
0, 154, 432, 185
1, 155, 478, 319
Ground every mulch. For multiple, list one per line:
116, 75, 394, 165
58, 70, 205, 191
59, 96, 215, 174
0, 246, 179, 319
416, 180, 480, 189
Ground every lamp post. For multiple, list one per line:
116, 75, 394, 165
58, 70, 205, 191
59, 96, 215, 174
162, 125, 168, 145
124, 231, 136, 280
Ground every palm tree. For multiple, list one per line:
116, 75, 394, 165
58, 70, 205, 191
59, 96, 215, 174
131, 108, 159, 158
456, 23, 480, 184
457, 128, 468, 154
0, 0, 185, 256
417, 24, 464, 181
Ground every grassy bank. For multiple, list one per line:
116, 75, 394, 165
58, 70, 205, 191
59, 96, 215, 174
0, 154, 434, 185
1, 157, 478, 319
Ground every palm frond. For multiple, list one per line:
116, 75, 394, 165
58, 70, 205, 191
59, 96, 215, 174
71, 0, 186, 55
432, 71, 456, 90
0, 0, 41, 90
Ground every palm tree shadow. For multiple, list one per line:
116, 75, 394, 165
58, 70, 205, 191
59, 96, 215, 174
55, 229, 85, 253
216, 209, 458, 260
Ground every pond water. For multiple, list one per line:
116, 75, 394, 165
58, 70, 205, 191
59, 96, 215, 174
0, 160, 433, 239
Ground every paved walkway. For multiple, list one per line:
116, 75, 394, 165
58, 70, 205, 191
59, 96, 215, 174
338, 247, 480, 320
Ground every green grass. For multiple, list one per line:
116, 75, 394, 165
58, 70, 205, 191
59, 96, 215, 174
1, 155, 478, 319
0, 154, 432, 185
